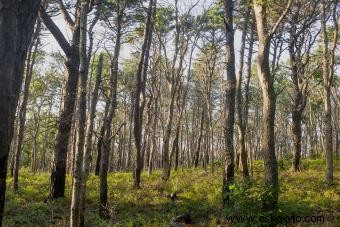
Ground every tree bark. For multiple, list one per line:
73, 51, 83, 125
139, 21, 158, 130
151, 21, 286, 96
99, 8, 123, 217
0, 1, 41, 225
288, 2, 317, 171
148, 78, 159, 176
161, 0, 188, 181
244, 27, 254, 177
13, 19, 41, 190
40, 3, 81, 198
320, 0, 337, 185
235, 5, 250, 179
194, 110, 204, 168
70, 1, 89, 225
133, 0, 155, 188
252, 0, 292, 209
79, 53, 102, 223
222, 0, 236, 206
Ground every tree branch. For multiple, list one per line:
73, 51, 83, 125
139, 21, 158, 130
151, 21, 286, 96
269, 0, 293, 37
58, 0, 75, 28
328, 0, 338, 86
39, 6, 73, 57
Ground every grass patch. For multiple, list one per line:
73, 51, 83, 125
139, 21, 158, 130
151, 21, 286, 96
3, 159, 339, 226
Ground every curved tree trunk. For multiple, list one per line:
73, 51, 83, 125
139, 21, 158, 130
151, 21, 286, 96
99, 9, 122, 217
252, 0, 292, 209
133, 0, 155, 188
40, 4, 81, 198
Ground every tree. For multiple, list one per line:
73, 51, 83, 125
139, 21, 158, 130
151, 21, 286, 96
70, 0, 89, 225
98, 0, 128, 217
39, 0, 81, 198
80, 53, 103, 224
252, 0, 292, 209
320, 0, 337, 185
13, 19, 42, 191
235, 1, 251, 179
95, 0, 140, 176
160, 0, 195, 181
222, 0, 236, 206
133, 0, 156, 188
287, 0, 319, 171
0, 0, 41, 225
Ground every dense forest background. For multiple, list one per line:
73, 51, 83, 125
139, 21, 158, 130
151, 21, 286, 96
0, 0, 338, 226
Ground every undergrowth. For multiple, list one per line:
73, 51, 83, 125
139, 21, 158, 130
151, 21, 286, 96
3, 159, 339, 226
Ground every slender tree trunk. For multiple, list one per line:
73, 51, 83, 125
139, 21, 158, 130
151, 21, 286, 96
70, 1, 89, 225
161, 0, 187, 181
252, 0, 292, 209
13, 20, 41, 190
42, 101, 53, 171
148, 84, 159, 176
235, 5, 250, 179
95, 116, 106, 175
126, 92, 134, 169
222, 0, 236, 206
194, 110, 205, 168
40, 5, 81, 198
142, 98, 153, 170
320, 0, 337, 185
99, 10, 122, 217
133, 0, 155, 188
10, 119, 19, 178
288, 8, 313, 171
292, 109, 303, 171
79, 53, 103, 224
31, 105, 42, 172
244, 28, 254, 177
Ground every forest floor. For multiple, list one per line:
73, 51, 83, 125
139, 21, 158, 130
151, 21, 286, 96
3, 159, 340, 226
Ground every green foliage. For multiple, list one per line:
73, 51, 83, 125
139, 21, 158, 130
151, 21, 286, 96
3, 159, 339, 226
154, 6, 175, 34
199, 3, 224, 31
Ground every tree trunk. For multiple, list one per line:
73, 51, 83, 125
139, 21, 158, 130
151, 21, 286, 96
40, 4, 81, 198
244, 27, 254, 177
194, 110, 204, 168
148, 82, 159, 176
133, 0, 155, 188
99, 10, 122, 217
0, 1, 41, 225
161, 0, 187, 181
292, 109, 303, 171
287, 5, 316, 171
222, 0, 236, 206
31, 104, 42, 172
70, 1, 89, 225
235, 5, 250, 179
252, 0, 292, 209
320, 0, 337, 185
13, 20, 41, 190
79, 53, 103, 224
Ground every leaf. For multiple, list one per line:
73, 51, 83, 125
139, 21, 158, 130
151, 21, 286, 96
229, 184, 236, 190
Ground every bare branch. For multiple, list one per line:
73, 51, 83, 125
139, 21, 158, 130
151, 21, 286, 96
269, 0, 293, 37
39, 6, 73, 57
58, 0, 75, 28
